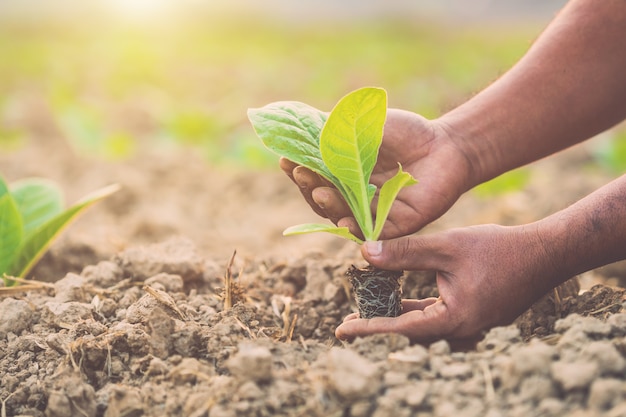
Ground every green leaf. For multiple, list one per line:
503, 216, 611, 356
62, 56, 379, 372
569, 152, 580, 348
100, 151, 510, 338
6, 183, 120, 280
247, 102, 341, 188
320, 87, 387, 239
0, 176, 9, 197
10, 178, 64, 239
372, 164, 418, 240
0, 176, 23, 275
283, 223, 364, 244
472, 168, 529, 198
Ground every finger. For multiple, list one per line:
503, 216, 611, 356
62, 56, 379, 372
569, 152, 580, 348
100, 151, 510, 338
311, 187, 352, 224
360, 234, 449, 271
342, 299, 438, 324
335, 300, 453, 343
279, 157, 299, 181
280, 157, 333, 193
342, 312, 360, 322
293, 166, 337, 218
293, 165, 330, 190
337, 217, 364, 240
401, 297, 439, 312
280, 161, 327, 218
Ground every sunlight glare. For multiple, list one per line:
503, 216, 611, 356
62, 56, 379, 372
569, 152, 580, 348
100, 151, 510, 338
107, 0, 174, 22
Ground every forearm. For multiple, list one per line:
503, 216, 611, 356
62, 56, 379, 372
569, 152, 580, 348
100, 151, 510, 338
535, 173, 626, 285
437, 0, 626, 187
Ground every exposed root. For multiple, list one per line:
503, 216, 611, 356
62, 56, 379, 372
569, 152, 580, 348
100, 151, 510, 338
347, 265, 403, 319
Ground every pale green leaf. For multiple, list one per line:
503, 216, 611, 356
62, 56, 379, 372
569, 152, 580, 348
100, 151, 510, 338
320, 87, 387, 239
372, 164, 418, 240
283, 223, 363, 244
10, 178, 64, 239
0, 176, 23, 276
6, 183, 120, 279
367, 183, 377, 204
247, 102, 340, 187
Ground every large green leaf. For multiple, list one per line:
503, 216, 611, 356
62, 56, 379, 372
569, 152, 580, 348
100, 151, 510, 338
0, 176, 23, 275
320, 87, 387, 239
6, 183, 120, 280
10, 178, 64, 239
283, 223, 363, 244
372, 164, 418, 240
247, 102, 342, 188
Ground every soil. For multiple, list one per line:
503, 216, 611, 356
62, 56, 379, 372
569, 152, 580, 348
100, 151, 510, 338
2, 134, 626, 416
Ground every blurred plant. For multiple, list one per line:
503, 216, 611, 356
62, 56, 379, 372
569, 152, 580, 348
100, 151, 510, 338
0, 19, 537, 167
592, 129, 626, 174
165, 109, 220, 146
57, 106, 136, 160
0, 98, 25, 151
0, 127, 23, 151
472, 169, 530, 198
0, 175, 119, 285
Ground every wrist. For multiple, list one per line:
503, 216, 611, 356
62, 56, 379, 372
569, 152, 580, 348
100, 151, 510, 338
532, 174, 626, 282
431, 115, 498, 191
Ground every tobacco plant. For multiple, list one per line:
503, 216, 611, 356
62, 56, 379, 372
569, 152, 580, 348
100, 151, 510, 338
0, 175, 119, 285
248, 87, 417, 318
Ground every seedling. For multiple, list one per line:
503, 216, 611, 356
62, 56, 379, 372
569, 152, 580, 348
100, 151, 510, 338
0, 175, 119, 285
248, 87, 417, 319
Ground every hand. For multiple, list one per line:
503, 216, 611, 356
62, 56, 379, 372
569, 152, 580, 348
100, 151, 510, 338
335, 223, 564, 343
280, 109, 474, 239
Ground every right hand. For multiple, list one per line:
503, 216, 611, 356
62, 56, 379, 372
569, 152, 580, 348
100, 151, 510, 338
280, 109, 474, 239
335, 222, 562, 343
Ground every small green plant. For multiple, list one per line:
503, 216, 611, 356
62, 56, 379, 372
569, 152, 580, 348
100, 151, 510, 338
0, 175, 119, 285
592, 130, 626, 174
248, 87, 417, 243
248, 87, 418, 318
472, 168, 530, 198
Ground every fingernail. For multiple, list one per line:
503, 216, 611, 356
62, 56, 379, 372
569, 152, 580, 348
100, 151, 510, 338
364, 241, 382, 257
293, 167, 309, 189
313, 194, 327, 210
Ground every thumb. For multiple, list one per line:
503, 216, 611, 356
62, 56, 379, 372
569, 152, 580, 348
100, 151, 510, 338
361, 235, 446, 271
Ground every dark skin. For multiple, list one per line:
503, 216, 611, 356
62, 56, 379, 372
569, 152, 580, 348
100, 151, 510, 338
282, 0, 626, 343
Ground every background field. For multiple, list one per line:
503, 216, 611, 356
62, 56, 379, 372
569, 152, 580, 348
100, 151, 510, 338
2, 0, 626, 263
0, 1, 582, 163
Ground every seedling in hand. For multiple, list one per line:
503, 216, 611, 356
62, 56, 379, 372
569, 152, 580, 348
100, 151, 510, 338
248, 87, 417, 318
0, 175, 119, 285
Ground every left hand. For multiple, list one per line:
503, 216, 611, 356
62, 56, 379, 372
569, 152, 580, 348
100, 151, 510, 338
280, 109, 474, 239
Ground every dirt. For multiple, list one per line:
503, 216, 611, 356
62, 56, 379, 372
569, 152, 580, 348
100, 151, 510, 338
2, 133, 626, 416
